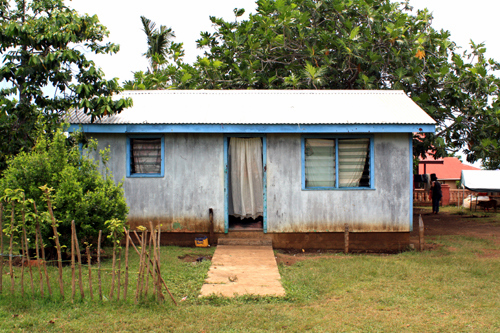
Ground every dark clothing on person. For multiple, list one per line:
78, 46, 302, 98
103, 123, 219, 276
431, 180, 442, 213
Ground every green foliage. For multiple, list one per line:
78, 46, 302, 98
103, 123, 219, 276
140, 16, 175, 72
0, 128, 128, 249
124, 0, 500, 166
0, 0, 132, 173
105, 218, 126, 246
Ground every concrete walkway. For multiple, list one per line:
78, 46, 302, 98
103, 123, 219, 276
199, 245, 286, 297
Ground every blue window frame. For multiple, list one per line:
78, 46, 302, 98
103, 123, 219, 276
301, 135, 374, 190
126, 135, 165, 178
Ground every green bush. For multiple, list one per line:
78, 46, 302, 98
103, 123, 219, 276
0, 128, 128, 249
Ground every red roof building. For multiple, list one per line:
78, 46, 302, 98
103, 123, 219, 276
418, 157, 480, 189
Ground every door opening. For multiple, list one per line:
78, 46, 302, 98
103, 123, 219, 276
227, 137, 264, 231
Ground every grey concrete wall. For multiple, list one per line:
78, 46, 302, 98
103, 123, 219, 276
90, 132, 410, 234
90, 133, 225, 233
266, 133, 411, 232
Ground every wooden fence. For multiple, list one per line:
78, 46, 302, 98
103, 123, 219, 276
0, 201, 177, 305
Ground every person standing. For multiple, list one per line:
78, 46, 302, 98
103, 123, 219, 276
430, 173, 442, 214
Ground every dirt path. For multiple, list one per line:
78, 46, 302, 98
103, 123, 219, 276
274, 208, 500, 265
412, 207, 500, 246
200, 245, 286, 297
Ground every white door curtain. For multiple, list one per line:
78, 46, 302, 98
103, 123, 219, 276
229, 138, 264, 219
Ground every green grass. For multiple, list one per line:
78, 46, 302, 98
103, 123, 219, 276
0, 236, 499, 332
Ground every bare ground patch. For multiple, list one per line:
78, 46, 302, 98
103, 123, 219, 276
177, 254, 212, 263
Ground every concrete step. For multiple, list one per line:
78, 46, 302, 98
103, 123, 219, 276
219, 230, 270, 239
217, 238, 272, 246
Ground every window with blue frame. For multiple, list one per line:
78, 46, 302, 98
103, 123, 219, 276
127, 136, 164, 177
303, 136, 372, 189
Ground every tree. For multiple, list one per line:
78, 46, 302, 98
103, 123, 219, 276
0, 127, 128, 250
0, 0, 132, 172
124, 0, 500, 166
140, 15, 175, 72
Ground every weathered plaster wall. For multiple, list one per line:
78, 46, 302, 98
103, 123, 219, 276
91, 133, 225, 233
91, 132, 410, 234
266, 133, 411, 232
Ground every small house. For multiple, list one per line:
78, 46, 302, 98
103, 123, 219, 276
419, 156, 480, 189
69, 90, 435, 251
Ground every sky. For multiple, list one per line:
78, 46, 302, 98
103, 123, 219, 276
69, 0, 500, 83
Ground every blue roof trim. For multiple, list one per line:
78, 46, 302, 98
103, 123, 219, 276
69, 123, 435, 134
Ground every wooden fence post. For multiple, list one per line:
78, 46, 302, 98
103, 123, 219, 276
344, 223, 349, 254
116, 247, 122, 301
44, 191, 64, 299
123, 228, 129, 301
97, 230, 103, 301
34, 202, 51, 296
86, 245, 93, 301
71, 221, 76, 302
129, 230, 177, 306
34, 209, 44, 297
109, 237, 117, 299
72, 221, 84, 300
9, 202, 15, 294
209, 208, 214, 246
419, 214, 425, 252
21, 202, 34, 296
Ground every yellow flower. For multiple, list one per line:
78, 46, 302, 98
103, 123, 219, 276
415, 49, 425, 60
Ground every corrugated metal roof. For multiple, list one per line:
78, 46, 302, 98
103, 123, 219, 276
68, 90, 436, 125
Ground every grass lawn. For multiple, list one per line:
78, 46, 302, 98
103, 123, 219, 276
0, 234, 499, 332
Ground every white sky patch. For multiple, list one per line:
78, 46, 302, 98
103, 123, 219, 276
70, 0, 258, 82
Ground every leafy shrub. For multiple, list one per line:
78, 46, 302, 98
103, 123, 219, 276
0, 127, 128, 249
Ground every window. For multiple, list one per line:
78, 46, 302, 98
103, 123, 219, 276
126, 136, 164, 177
303, 136, 372, 189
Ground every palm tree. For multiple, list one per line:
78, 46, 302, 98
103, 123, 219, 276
140, 16, 175, 72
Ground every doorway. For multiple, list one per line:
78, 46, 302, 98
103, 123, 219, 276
224, 135, 267, 233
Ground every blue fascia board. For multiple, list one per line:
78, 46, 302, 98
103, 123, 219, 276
69, 123, 435, 134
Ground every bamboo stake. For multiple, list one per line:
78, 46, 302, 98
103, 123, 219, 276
156, 222, 163, 301
116, 247, 121, 301
419, 214, 425, 252
86, 245, 93, 301
135, 230, 146, 303
109, 235, 117, 299
20, 214, 25, 297
21, 205, 34, 296
71, 221, 75, 302
130, 230, 177, 306
33, 206, 44, 297
34, 202, 52, 297
123, 228, 129, 301
144, 229, 152, 298
72, 221, 84, 299
138, 230, 147, 299
148, 222, 156, 300
9, 202, 15, 294
43, 190, 64, 298
97, 230, 103, 301
152, 222, 163, 302
0, 202, 3, 295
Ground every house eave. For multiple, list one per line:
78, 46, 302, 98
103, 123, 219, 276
68, 123, 435, 134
